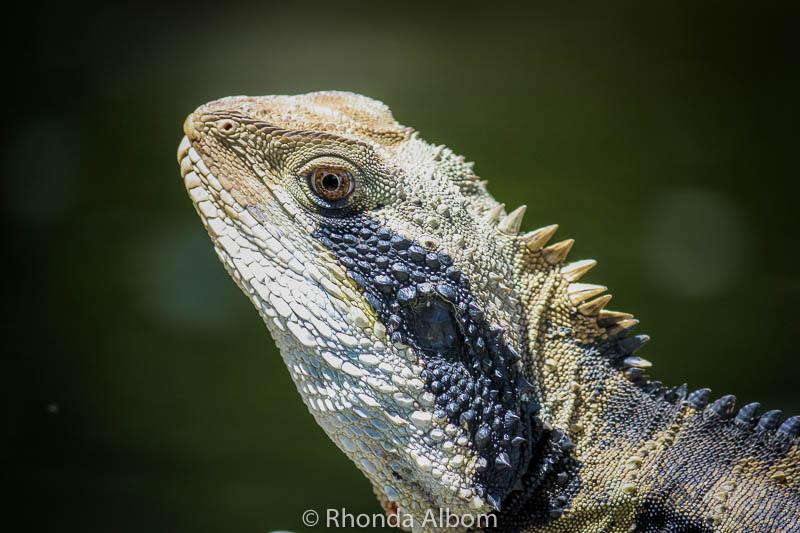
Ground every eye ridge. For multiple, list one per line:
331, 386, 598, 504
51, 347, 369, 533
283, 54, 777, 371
309, 166, 354, 203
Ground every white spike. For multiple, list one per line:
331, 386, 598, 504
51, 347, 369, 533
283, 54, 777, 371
486, 204, 505, 223
578, 294, 612, 316
608, 319, 640, 337
543, 239, 574, 264
497, 205, 527, 235
623, 356, 653, 369
598, 309, 634, 326
567, 283, 607, 306
523, 224, 559, 251
561, 259, 597, 282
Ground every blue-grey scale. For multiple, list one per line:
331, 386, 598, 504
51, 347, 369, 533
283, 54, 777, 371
311, 214, 585, 526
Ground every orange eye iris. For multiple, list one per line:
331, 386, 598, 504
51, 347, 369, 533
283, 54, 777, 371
310, 167, 354, 202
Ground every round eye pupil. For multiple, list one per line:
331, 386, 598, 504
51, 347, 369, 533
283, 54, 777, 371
321, 174, 340, 191
310, 167, 353, 203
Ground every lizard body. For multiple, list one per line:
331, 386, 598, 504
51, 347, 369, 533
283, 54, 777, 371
176, 92, 800, 532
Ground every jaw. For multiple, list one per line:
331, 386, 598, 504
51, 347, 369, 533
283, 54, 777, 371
290, 345, 490, 532
178, 130, 493, 531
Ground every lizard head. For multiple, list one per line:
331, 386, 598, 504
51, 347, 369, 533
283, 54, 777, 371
177, 92, 540, 530
178, 92, 800, 533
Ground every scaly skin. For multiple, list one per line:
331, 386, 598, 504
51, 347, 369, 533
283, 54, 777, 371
176, 92, 800, 532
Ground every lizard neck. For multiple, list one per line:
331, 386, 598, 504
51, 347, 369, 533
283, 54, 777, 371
491, 233, 799, 532
485, 233, 669, 529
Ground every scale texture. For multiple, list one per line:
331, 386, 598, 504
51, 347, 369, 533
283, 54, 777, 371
176, 92, 800, 532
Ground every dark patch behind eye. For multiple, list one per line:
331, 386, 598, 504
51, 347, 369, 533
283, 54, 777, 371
311, 214, 542, 510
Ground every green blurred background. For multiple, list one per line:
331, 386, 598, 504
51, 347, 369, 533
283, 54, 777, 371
5, 2, 799, 531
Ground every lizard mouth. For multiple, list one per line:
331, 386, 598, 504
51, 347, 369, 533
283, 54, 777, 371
177, 134, 226, 226
177, 124, 261, 232
177, 135, 191, 172
177, 134, 206, 193
177, 114, 208, 187
176, 112, 201, 165
177, 112, 233, 190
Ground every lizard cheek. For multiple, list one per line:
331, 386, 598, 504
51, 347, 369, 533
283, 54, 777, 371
312, 216, 537, 507
409, 300, 461, 353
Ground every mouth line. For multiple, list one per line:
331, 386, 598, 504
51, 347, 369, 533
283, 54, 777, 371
177, 136, 214, 184
177, 138, 226, 214
177, 135, 192, 164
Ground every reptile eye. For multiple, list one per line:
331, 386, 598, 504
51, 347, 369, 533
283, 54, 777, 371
309, 167, 354, 203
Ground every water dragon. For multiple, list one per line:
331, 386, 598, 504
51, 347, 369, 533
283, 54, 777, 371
176, 92, 800, 532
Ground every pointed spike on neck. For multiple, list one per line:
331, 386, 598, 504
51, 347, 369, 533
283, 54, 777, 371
561, 259, 597, 282
756, 410, 782, 431
543, 239, 575, 264
523, 224, 559, 251
709, 394, 736, 419
578, 293, 612, 316
623, 367, 645, 382
567, 283, 607, 306
686, 388, 712, 410
623, 356, 652, 369
607, 319, 639, 337
620, 334, 650, 355
497, 205, 527, 235
734, 402, 760, 425
486, 203, 505, 223
778, 416, 800, 438
597, 309, 634, 327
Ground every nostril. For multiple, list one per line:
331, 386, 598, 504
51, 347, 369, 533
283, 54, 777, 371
216, 118, 237, 135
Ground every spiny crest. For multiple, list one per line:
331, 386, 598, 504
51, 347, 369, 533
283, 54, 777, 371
518, 221, 796, 440
481, 203, 528, 236
480, 203, 652, 381
485, 204, 505, 224
497, 205, 527, 235
519, 215, 800, 444
515, 216, 651, 365
478, 204, 798, 444
683, 390, 800, 442
481, 204, 657, 393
